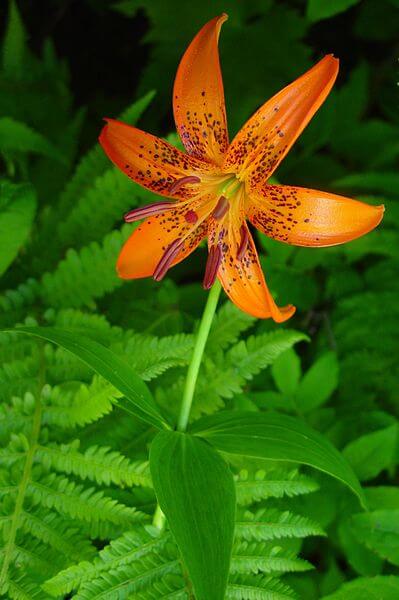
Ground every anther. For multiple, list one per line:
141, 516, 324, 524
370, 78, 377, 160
169, 175, 201, 195
237, 224, 249, 260
212, 196, 229, 220
124, 201, 174, 223
185, 210, 198, 224
203, 245, 222, 290
153, 238, 183, 281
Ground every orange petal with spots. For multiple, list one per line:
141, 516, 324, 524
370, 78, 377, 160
247, 185, 385, 247
210, 222, 295, 322
224, 55, 338, 190
99, 119, 214, 200
117, 202, 214, 279
173, 14, 229, 166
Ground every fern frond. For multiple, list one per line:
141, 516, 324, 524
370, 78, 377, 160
36, 442, 151, 487
56, 91, 155, 217
231, 542, 313, 575
133, 575, 188, 599
227, 574, 297, 599
18, 508, 95, 562
125, 333, 193, 381
10, 539, 62, 574
0, 331, 35, 364
44, 346, 94, 383
27, 473, 144, 533
58, 169, 146, 249
42, 377, 118, 428
0, 357, 38, 400
72, 553, 182, 600
40, 226, 131, 309
207, 302, 255, 352
229, 331, 308, 382
0, 279, 39, 326
0, 433, 28, 467
4, 569, 52, 600
43, 525, 170, 596
235, 469, 319, 505
47, 308, 123, 345
190, 330, 307, 418
235, 509, 325, 542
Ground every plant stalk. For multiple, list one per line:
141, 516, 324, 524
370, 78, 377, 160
152, 281, 222, 529
177, 280, 222, 432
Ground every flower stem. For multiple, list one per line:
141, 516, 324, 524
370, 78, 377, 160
177, 280, 222, 432
152, 281, 222, 531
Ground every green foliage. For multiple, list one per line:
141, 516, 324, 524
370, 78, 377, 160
150, 431, 236, 600
193, 411, 365, 506
323, 576, 399, 599
44, 461, 322, 599
0, 182, 36, 278
1, 0, 399, 597
306, 0, 361, 22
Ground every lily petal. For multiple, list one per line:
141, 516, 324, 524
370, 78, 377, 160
99, 119, 214, 200
117, 202, 212, 279
247, 185, 385, 247
210, 222, 295, 321
173, 14, 229, 165
224, 55, 338, 191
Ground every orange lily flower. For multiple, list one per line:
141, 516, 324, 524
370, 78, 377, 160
99, 14, 384, 322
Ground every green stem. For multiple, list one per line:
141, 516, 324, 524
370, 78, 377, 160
0, 347, 44, 592
152, 281, 222, 530
177, 280, 222, 432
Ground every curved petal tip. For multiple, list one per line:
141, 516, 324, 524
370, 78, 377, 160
272, 303, 296, 323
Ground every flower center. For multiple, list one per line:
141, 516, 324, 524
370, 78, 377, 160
218, 175, 242, 200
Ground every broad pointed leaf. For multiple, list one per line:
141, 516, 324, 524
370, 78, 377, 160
150, 430, 236, 600
192, 411, 366, 508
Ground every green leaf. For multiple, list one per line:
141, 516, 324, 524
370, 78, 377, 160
322, 576, 399, 599
0, 118, 66, 162
2, 0, 26, 78
342, 424, 398, 481
306, 0, 361, 22
365, 486, 399, 510
192, 411, 366, 507
351, 510, 399, 566
296, 352, 339, 413
150, 430, 236, 600
271, 349, 301, 396
334, 172, 399, 197
5, 326, 168, 430
338, 518, 383, 576
0, 181, 36, 276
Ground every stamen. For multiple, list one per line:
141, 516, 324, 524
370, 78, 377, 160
153, 238, 183, 281
124, 201, 174, 223
237, 224, 249, 260
185, 210, 198, 224
169, 175, 201, 195
203, 244, 222, 290
212, 196, 229, 220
